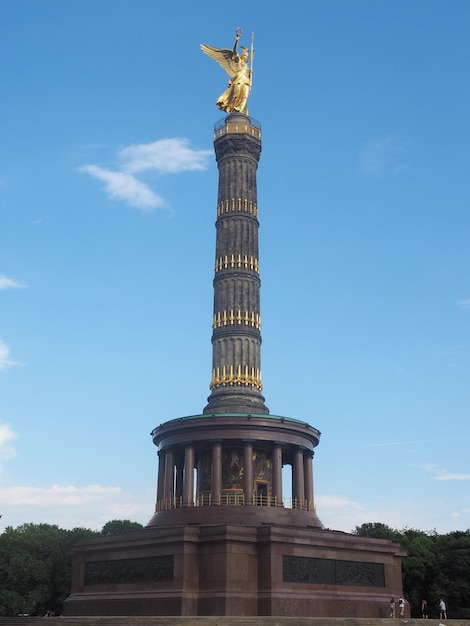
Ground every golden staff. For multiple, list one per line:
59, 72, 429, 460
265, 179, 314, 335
250, 32, 255, 88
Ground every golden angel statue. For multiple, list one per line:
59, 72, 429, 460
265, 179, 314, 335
200, 28, 253, 116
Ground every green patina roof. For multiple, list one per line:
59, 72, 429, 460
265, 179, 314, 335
156, 413, 314, 428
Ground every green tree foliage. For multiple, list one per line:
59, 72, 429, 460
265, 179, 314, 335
0, 523, 98, 616
100, 519, 144, 535
353, 522, 402, 542
430, 531, 470, 619
0, 520, 146, 616
354, 523, 470, 619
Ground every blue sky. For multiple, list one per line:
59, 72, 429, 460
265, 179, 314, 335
1, 0, 469, 534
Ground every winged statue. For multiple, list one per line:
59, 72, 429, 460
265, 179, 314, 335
200, 28, 253, 116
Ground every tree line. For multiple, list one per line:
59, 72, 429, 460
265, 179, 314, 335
0, 520, 143, 616
354, 522, 470, 619
0, 519, 468, 617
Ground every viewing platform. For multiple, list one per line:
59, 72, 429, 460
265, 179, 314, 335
214, 113, 261, 139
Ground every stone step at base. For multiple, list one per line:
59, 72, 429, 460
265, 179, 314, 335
1, 618, 467, 626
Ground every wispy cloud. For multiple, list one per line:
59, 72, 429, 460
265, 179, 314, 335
120, 138, 212, 174
0, 275, 24, 289
366, 436, 468, 448
80, 137, 212, 211
316, 492, 457, 534
359, 136, 411, 176
316, 494, 406, 533
0, 338, 16, 371
421, 463, 470, 481
450, 507, 470, 520
458, 298, 470, 311
0, 422, 17, 473
79, 165, 166, 211
0, 484, 121, 506
433, 471, 470, 481
0, 483, 154, 530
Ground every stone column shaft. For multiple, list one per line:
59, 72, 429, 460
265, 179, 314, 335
175, 463, 183, 501
304, 453, 314, 506
243, 441, 254, 505
156, 451, 165, 503
204, 114, 268, 415
272, 444, 283, 505
164, 450, 174, 501
211, 441, 222, 504
184, 445, 195, 506
292, 448, 305, 506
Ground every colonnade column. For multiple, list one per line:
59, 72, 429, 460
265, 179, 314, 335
304, 451, 314, 510
175, 463, 183, 501
156, 451, 165, 505
184, 444, 195, 506
243, 440, 254, 505
292, 448, 305, 508
211, 441, 222, 505
164, 450, 174, 502
272, 443, 283, 506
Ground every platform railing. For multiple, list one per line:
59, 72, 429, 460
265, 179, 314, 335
155, 494, 315, 512
214, 115, 261, 139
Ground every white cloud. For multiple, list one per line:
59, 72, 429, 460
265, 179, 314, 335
458, 298, 470, 310
0, 422, 17, 472
0, 338, 15, 371
0, 275, 24, 289
0, 484, 121, 506
316, 494, 371, 532
120, 138, 212, 174
420, 463, 470, 481
0, 423, 15, 447
79, 165, 166, 211
432, 470, 470, 481
367, 436, 454, 447
80, 137, 211, 211
359, 136, 410, 176
0, 484, 154, 530
315, 492, 455, 534
450, 507, 470, 519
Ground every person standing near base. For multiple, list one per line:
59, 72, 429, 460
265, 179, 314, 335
421, 599, 429, 618
389, 597, 396, 618
439, 598, 447, 619
398, 596, 405, 618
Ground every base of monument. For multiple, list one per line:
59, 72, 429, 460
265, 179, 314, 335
64, 521, 405, 617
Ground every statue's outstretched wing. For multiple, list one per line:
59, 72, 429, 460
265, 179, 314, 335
200, 44, 239, 77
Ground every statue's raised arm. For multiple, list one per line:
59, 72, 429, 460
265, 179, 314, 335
200, 27, 253, 116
